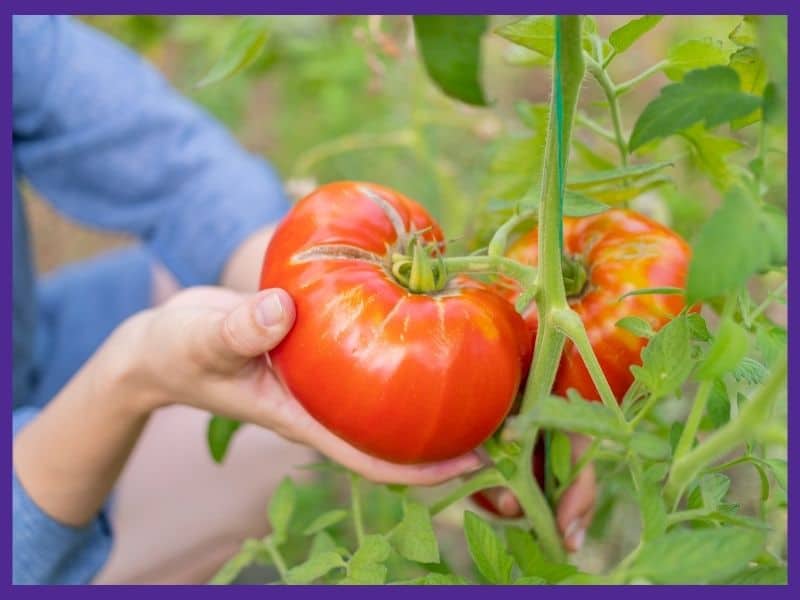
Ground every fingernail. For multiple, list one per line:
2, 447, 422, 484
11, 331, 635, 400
564, 519, 586, 551
256, 291, 286, 328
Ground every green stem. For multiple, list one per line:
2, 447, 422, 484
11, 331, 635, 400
487, 210, 536, 257
614, 60, 668, 97
672, 379, 713, 462
441, 255, 537, 286
264, 536, 289, 581
429, 468, 505, 516
349, 473, 365, 546
747, 280, 788, 325
553, 309, 628, 425
585, 56, 628, 165
666, 507, 714, 526
576, 112, 617, 144
628, 391, 661, 428
664, 355, 787, 508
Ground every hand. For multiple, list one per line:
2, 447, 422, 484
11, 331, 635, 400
126, 286, 483, 486
475, 433, 596, 552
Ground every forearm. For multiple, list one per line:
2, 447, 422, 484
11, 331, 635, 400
13, 317, 153, 527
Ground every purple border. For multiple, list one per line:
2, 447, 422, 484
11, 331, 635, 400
1, 0, 795, 596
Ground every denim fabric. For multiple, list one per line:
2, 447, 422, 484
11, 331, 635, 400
12, 15, 289, 583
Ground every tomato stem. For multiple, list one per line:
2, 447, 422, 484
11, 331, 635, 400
487, 210, 536, 257
349, 473, 366, 546
428, 468, 505, 516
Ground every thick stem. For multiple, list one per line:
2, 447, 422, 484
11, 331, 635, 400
664, 355, 787, 508
429, 468, 505, 516
585, 57, 628, 165
441, 255, 537, 286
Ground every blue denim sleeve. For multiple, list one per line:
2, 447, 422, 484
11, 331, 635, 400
13, 407, 113, 584
12, 16, 289, 286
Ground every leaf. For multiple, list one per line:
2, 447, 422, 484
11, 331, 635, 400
758, 204, 787, 268
756, 324, 787, 367
762, 82, 783, 125
732, 357, 767, 385
210, 545, 255, 584
729, 48, 768, 128
696, 317, 749, 380
664, 38, 729, 81
725, 566, 787, 585
495, 15, 597, 58
400, 573, 470, 585
505, 527, 577, 583
609, 16, 663, 54
196, 17, 269, 87
549, 431, 572, 484
514, 576, 547, 585
413, 16, 488, 106
706, 379, 731, 428
463, 511, 514, 584
630, 432, 671, 461
630, 314, 694, 397
729, 17, 758, 47
687, 188, 773, 304
668, 422, 685, 455
286, 551, 347, 584
303, 510, 348, 536
639, 481, 667, 542
524, 395, 631, 442
687, 473, 731, 511
562, 191, 609, 217
567, 161, 674, 189
681, 124, 745, 191
207, 416, 242, 464
629, 527, 766, 583
687, 313, 711, 341
765, 458, 787, 491
268, 477, 296, 545
346, 535, 391, 584
616, 316, 655, 339
629, 67, 761, 151
391, 500, 440, 564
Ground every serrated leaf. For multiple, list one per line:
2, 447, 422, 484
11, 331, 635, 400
725, 566, 787, 585
687, 188, 772, 304
700, 473, 732, 510
391, 500, 440, 564
616, 316, 655, 339
729, 17, 758, 47
681, 123, 745, 191
346, 535, 391, 584
196, 17, 269, 87
631, 314, 693, 397
687, 313, 712, 341
696, 317, 749, 380
303, 509, 348, 536
463, 512, 514, 584
207, 416, 241, 464
505, 527, 577, 583
664, 38, 729, 81
413, 16, 488, 106
549, 431, 572, 484
268, 477, 296, 545
286, 551, 346, 584
732, 357, 767, 385
562, 191, 609, 217
630, 66, 761, 151
609, 16, 663, 54
706, 379, 731, 428
523, 395, 630, 442
629, 527, 766, 583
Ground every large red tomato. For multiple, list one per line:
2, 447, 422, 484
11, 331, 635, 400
499, 209, 691, 402
260, 182, 531, 464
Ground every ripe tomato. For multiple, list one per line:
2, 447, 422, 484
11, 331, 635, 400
260, 182, 531, 464
500, 209, 691, 402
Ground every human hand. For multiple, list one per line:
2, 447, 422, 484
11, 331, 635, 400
123, 286, 483, 486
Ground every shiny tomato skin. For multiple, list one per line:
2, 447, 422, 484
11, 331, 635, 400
502, 209, 691, 402
260, 182, 531, 464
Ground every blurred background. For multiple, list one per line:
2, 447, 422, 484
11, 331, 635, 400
22, 16, 786, 581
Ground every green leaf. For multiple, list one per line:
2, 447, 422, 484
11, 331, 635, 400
668, 422, 685, 454
706, 379, 731, 428
514, 576, 547, 585
629, 527, 766, 583
630, 432, 671, 461
725, 566, 787, 585
567, 161, 674, 189
758, 204, 787, 268
630, 66, 761, 151
346, 535, 391, 584
210, 545, 255, 584
463, 511, 514, 584
196, 17, 269, 87
681, 124, 745, 191
309, 530, 339, 556
765, 458, 787, 491
696, 317, 749, 380
687, 313, 712, 341
664, 38, 729, 81
608, 16, 663, 54
762, 82, 783, 125
616, 316, 655, 339
303, 509, 348, 536
630, 314, 693, 397
400, 573, 470, 585
505, 527, 577, 583
639, 481, 667, 542
413, 16, 488, 106
732, 357, 767, 385
524, 395, 630, 442
207, 416, 241, 464
562, 191, 609, 217
391, 500, 440, 564
756, 324, 787, 367
729, 47, 768, 128
495, 15, 597, 59
549, 431, 572, 484
687, 473, 731, 511
286, 551, 347, 584
687, 188, 772, 304
268, 477, 296, 545
729, 17, 758, 47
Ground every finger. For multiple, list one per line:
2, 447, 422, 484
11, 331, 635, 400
481, 487, 523, 518
198, 289, 295, 373
556, 460, 596, 552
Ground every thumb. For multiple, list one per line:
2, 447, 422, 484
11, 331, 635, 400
203, 288, 295, 372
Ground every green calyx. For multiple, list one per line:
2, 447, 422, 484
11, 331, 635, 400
562, 255, 588, 297
391, 236, 449, 294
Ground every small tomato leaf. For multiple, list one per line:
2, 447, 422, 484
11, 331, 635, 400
196, 17, 270, 88
549, 431, 572, 484
207, 416, 241, 464
286, 551, 346, 584
463, 511, 514, 584
303, 509, 348, 536
616, 316, 655, 339
609, 16, 663, 54
268, 477, 296, 545
391, 500, 440, 564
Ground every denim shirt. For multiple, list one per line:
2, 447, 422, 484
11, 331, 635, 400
12, 16, 289, 583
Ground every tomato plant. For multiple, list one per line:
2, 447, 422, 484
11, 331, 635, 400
163, 14, 786, 585
259, 181, 530, 463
